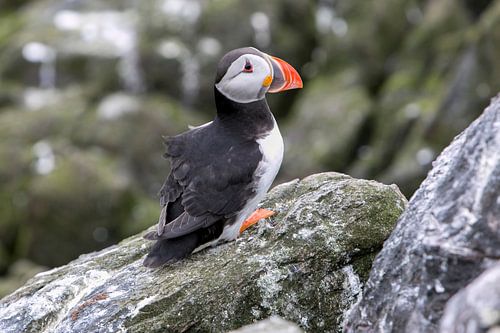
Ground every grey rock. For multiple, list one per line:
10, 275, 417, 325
344, 95, 500, 332
229, 316, 304, 333
440, 263, 500, 333
0, 172, 406, 333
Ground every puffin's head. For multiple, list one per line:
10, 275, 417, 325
215, 47, 303, 104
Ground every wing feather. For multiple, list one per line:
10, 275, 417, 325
154, 125, 261, 239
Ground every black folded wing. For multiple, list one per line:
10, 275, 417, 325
154, 126, 261, 240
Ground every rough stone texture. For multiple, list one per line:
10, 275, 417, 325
229, 316, 304, 333
344, 95, 500, 332
439, 263, 500, 333
0, 172, 406, 333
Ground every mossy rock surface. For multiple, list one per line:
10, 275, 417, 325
0, 172, 406, 333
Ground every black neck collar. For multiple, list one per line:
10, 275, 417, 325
214, 87, 274, 139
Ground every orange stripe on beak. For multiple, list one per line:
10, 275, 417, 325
268, 56, 303, 93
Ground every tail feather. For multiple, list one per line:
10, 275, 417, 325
143, 233, 199, 268
143, 219, 225, 268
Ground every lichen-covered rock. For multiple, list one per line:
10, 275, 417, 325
439, 263, 500, 333
344, 96, 500, 332
0, 172, 406, 333
229, 316, 303, 333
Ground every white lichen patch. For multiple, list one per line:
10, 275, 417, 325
251, 307, 262, 318
434, 279, 445, 293
92, 246, 120, 259
342, 266, 362, 297
297, 228, 314, 239
256, 267, 285, 310
0, 274, 84, 333
34, 265, 64, 278
129, 295, 158, 318
340, 265, 364, 329
293, 222, 331, 243
340, 265, 363, 325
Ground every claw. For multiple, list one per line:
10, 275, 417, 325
239, 208, 276, 233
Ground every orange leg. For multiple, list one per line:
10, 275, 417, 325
239, 208, 276, 233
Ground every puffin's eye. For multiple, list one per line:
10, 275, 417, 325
243, 61, 253, 73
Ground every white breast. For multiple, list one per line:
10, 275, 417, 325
255, 119, 284, 198
217, 118, 284, 242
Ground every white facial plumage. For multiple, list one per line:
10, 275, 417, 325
215, 54, 273, 104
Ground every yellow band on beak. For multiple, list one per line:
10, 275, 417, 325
262, 75, 273, 87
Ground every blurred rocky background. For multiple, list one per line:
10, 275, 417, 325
0, 0, 498, 296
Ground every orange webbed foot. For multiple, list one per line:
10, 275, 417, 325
239, 208, 276, 233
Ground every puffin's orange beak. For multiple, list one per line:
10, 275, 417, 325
267, 56, 303, 93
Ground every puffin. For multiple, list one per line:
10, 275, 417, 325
143, 47, 303, 268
